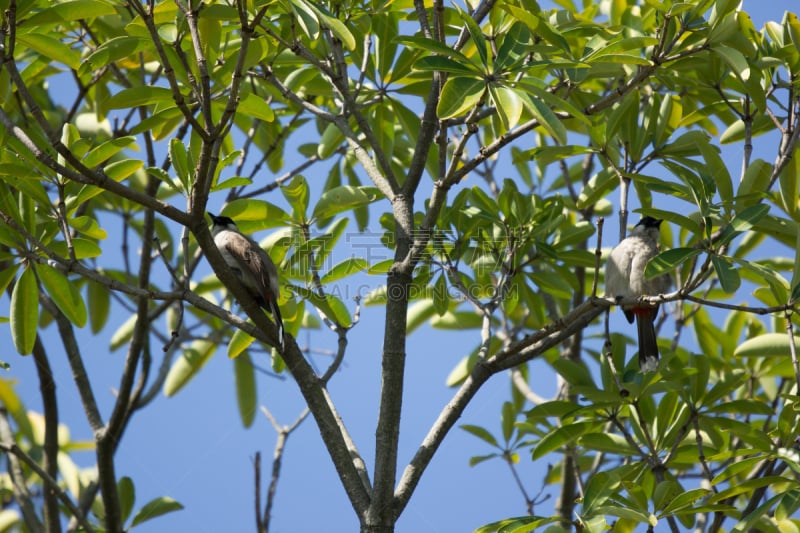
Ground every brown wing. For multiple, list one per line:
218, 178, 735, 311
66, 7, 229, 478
222, 233, 271, 298
222, 232, 284, 347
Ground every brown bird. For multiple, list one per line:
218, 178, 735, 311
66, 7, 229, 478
208, 212, 284, 349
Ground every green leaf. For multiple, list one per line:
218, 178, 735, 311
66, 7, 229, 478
227, 328, 255, 359
461, 424, 500, 448
468, 453, 500, 467
522, 93, 567, 144
81, 36, 150, 72
49, 238, 103, 259
712, 43, 751, 80
304, 217, 348, 267
552, 359, 595, 388
106, 86, 175, 109
432, 274, 449, 316
59, 453, 81, 499
718, 203, 771, 246
528, 270, 573, 299
131, 496, 184, 527
697, 140, 732, 207
661, 487, 712, 514
522, 145, 594, 166
732, 203, 771, 231
169, 138, 191, 187
406, 299, 436, 334
87, 280, 110, 335
711, 255, 740, 293
576, 169, 617, 210
580, 433, 638, 455
414, 56, 480, 76
501, 401, 516, 444
289, 0, 355, 50
317, 122, 345, 159
708, 477, 797, 504
0, 379, 35, 441
605, 90, 640, 143
792, 229, 800, 304
10, 267, 38, 355
371, 104, 394, 163
776, 488, 800, 521
488, 84, 523, 130
38, 265, 87, 327
164, 340, 216, 396
0, 166, 52, 207
395, 36, 471, 62
315, 7, 356, 50
220, 199, 291, 231
583, 36, 659, 62
735, 256, 789, 304
321, 258, 368, 284
0, 263, 19, 295
109, 314, 137, 351
526, 400, 580, 420
234, 352, 257, 428
19, 193, 34, 240
587, 53, 652, 66
645, 247, 702, 279
637, 208, 701, 235
431, 311, 482, 329
500, 5, 540, 36
118, 477, 135, 525
494, 21, 531, 72
371, 13, 398, 81
290, 286, 351, 327
212, 176, 252, 191
16, 33, 81, 69
437, 77, 485, 119
582, 471, 620, 514
779, 147, 800, 215
282, 175, 310, 220
69, 216, 108, 240
237, 93, 274, 123
474, 516, 556, 533
83, 136, 137, 168
454, 5, 488, 68
688, 353, 710, 403
734, 333, 800, 358
727, 493, 785, 532
704, 399, 776, 416
312, 186, 381, 221
286, 0, 319, 40
533, 421, 596, 460
104, 159, 144, 182
445, 353, 477, 387
25, 0, 117, 24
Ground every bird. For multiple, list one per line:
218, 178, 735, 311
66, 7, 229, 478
208, 212, 284, 349
605, 216, 671, 372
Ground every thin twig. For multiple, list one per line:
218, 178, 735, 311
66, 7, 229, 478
0, 413, 95, 533
258, 407, 311, 532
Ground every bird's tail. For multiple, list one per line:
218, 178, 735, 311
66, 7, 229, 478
636, 313, 659, 372
267, 298, 285, 350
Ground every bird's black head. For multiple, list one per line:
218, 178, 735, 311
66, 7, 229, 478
208, 212, 237, 229
636, 216, 663, 229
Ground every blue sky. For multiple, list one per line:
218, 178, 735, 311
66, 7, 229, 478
2, 2, 793, 532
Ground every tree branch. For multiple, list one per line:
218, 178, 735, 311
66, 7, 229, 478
31, 338, 62, 533
394, 298, 608, 515
195, 219, 373, 517
257, 406, 310, 532
0, 409, 43, 533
